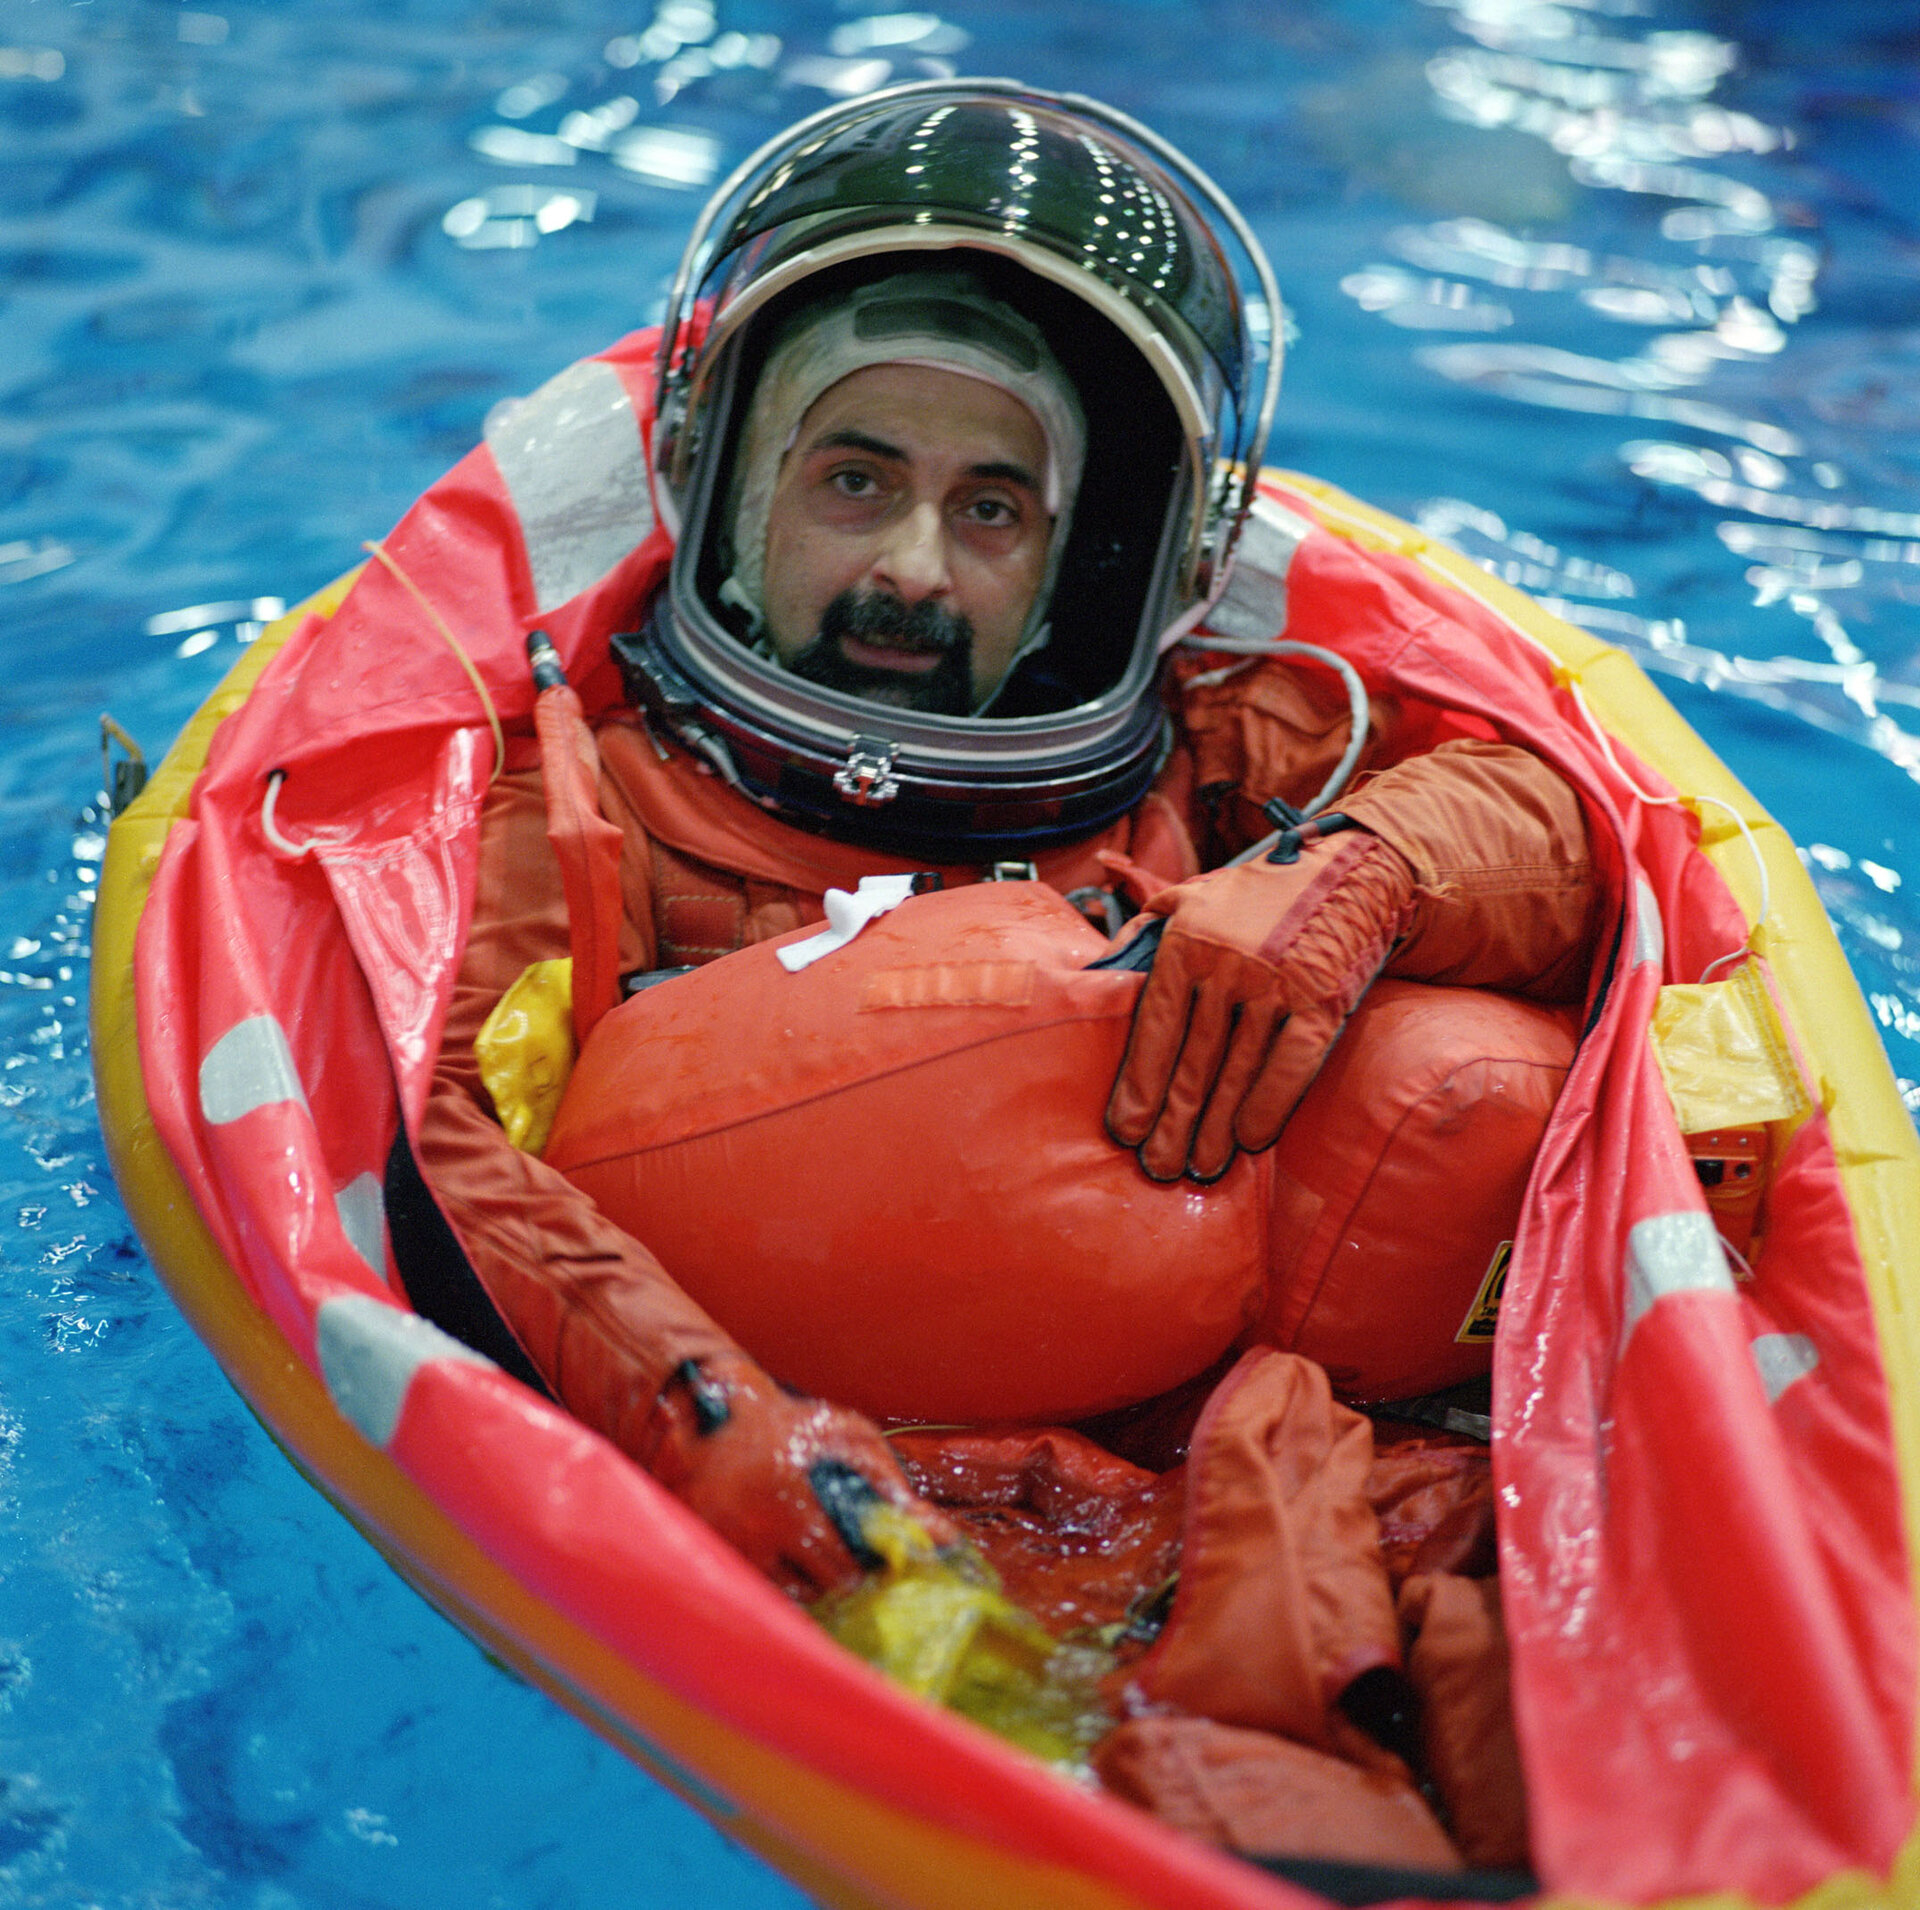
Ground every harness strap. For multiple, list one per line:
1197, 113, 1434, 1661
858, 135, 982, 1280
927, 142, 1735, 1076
647, 838, 820, 967
531, 652, 626, 1045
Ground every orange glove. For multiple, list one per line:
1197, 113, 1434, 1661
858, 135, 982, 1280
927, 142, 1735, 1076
639, 1351, 962, 1600
1105, 831, 1415, 1182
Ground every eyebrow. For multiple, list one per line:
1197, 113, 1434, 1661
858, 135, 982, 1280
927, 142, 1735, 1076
807, 429, 1040, 493
968, 459, 1041, 490
812, 427, 905, 462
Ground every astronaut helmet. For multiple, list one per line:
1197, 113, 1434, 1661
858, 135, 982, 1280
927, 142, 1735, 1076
620, 78, 1281, 859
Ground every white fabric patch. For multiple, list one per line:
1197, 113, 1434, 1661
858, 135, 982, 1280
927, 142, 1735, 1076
485, 358, 653, 612
1633, 874, 1666, 971
1203, 496, 1316, 645
334, 1172, 388, 1283
1624, 1209, 1735, 1338
1751, 1331, 1820, 1402
777, 874, 920, 973
316, 1294, 493, 1450
199, 1015, 309, 1126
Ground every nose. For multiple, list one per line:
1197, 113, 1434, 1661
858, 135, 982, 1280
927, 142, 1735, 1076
870, 501, 950, 604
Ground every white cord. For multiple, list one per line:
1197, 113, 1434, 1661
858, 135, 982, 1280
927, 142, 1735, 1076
260, 769, 314, 859
1564, 677, 1772, 975
362, 539, 505, 784
1405, 547, 1771, 980
1177, 634, 1372, 824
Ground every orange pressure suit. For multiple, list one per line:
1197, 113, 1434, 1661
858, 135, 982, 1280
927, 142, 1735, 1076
412, 628, 1596, 1871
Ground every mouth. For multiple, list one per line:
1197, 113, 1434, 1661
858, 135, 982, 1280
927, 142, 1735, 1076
784, 589, 977, 715
836, 634, 947, 674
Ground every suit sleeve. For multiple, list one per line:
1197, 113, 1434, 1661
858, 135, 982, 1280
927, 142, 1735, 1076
1176, 654, 1599, 1001
1342, 737, 1599, 1002
414, 760, 744, 1460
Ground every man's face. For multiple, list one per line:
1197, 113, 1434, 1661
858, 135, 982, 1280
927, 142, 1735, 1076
760, 363, 1052, 714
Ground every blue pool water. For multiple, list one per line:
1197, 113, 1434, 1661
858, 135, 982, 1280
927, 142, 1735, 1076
4, 0, 1919, 1902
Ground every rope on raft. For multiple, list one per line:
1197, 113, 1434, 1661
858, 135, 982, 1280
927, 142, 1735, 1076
363, 538, 507, 784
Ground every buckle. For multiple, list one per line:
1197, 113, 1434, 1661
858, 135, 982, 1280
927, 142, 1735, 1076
986, 860, 1039, 882
832, 734, 901, 806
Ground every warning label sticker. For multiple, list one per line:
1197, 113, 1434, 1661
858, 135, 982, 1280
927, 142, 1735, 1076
1456, 1240, 1513, 1345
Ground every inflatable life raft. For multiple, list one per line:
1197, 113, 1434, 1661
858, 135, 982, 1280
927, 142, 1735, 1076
92, 329, 1920, 1910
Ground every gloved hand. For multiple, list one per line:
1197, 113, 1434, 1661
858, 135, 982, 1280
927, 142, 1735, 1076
1105, 830, 1416, 1182
639, 1351, 962, 1600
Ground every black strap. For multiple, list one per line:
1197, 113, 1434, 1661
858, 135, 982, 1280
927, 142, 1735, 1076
383, 1126, 555, 1401
1264, 807, 1359, 865
1581, 895, 1628, 1042
1085, 916, 1166, 974
1244, 1855, 1538, 1905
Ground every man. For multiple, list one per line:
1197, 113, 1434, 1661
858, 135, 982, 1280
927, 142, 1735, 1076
408, 80, 1588, 1863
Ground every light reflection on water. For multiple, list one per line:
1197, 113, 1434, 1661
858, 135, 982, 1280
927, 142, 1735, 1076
2, 0, 1918, 1902
1354, 0, 1920, 1060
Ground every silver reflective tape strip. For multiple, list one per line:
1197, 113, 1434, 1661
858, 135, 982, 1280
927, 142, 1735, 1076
485, 358, 653, 612
1205, 496, 1316, 644
334, 1172, 388, 1283
1632, 875, 1665, 971
1751, 1331, 1820, 1402
199, 1015, 309, 1125
1624, 1209, 1734, 1337
316, 1294, 493, 1450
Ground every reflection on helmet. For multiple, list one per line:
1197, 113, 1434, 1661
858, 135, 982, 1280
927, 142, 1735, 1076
616, 79, 1282, 859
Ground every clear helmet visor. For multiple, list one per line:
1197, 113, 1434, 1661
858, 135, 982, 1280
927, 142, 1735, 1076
627, 81, 1281, 857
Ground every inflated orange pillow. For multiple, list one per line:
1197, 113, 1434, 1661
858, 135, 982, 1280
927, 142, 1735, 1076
543, 883, 1573, 1423
545, 883, 1267, 1425
1264, 980, 1576, 1402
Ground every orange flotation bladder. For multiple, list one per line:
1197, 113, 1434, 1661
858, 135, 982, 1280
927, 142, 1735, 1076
543, 882, 1574, 1423
1265, 978, 1577, 1402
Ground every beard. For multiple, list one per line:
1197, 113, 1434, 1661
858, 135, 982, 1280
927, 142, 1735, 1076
785, 589, 977, 715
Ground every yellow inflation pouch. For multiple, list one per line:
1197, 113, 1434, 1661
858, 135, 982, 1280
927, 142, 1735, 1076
1650, 960, 1810, 1262
813, 1503, 1116, 1772
474, 958, 577, 1156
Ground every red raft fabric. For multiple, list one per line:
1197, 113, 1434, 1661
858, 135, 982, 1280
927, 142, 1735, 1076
134, 320, 1917, 1904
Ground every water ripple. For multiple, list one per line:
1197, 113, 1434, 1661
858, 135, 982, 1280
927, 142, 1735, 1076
3, 0, 1918, 1903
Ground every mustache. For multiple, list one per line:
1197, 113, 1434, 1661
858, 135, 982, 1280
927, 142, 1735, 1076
784, 589, 977, 715
821, 588, 973, 655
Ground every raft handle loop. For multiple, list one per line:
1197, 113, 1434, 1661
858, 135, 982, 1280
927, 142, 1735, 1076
260, 769, 314, 859
100, 714, 148, 818
361, 540, 506, 784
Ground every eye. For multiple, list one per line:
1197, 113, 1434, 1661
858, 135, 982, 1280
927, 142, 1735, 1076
830, 468, 878, 497
964, 495, 1020, 527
